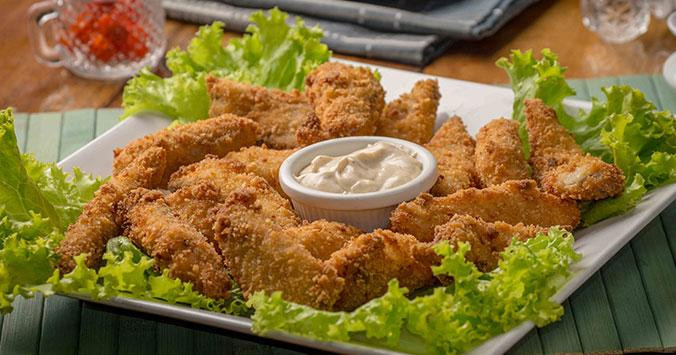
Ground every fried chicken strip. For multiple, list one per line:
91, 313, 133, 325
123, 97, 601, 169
212, 186, 343, 309
433, 214, 546, 272
475, 118, 530, 186
165, 182, 222, 246
297, 62, 385, 145
113, 114, 260, 185
224, 146, 295, 198
167, 156, 297, 227
376, 79, 440, 145
425, 117, 478, 196
289, 221, 362, 261
117, 188, 231, 300
390, 179, 580, 242
206, 77, 312, 148
327, 229, 438, 310
525, 99, 625, 200
57, 147, 167, 273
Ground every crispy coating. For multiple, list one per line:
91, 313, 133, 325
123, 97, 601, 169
290, 221, 362, 261
112, 114, 260, 185
57, 147, 167, 273
376, 79, 440, 145
425, 117, 479, 196
167, 156, 297, 226
212, 186, 342, 309
297, 62, 385, 145
525, 99, 625, 200
117, 188, 231, 300
390, 179, 580, 242
475, 118, 530, 186
206, 77, 312, 148
433, 215, 545, 272
165, 182, 222, 246
211, 176, 437, 310
224, 146, 296, 198
327, 229, 438, 310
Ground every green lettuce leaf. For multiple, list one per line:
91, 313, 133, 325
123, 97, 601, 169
122, 8, 331, 122
51, 239, 250, 316
250, 228, 579, 354
498, 51, 676, 224
0, 109, 61, 230
0, 108, 104, 312
496, 49, 575, 157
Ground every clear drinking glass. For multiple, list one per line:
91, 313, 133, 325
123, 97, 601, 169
581, 0, 651, 43
28, 0, 166, 80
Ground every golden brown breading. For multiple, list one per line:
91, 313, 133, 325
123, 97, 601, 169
425, 117, 479, 196
433, 215, 545, 272
525, 99, 625, 200
376, 79, 440, 145
165, 182, 222, 246
297, 62, 385, 145
474, 118, 530, 186
112, 114, 260, 185
57, 147, 167, 273
327, 229, 438, 310
167, 156, 298, 227
290, 221, 362, 261
206, 77, 312, 148
117, 188, 231, 300
390, 179, 580, 242
224, 146, 296, 198
212, 187, 343, 309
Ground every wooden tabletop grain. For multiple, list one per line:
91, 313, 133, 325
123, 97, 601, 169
1, 0, 674, 113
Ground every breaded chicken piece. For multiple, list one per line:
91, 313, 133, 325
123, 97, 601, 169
475, 118, 530, 186
117, 188, 231, 300
390, 179, 580, 242
289, 221, 362, 261
425, 117, 479, 196
525, 99, 625, 200
206, 77, 312, 148
113, 114, 260, 185
224, 146, 295, 198
212, 187, 343, 309
165, 182, 222, 246
433, 215, 546, 272
168, 156, 298, 228
57, 147, 167, 273
376, 79, 440, 145
327, 229, 438, 310
297, 62, 385, 145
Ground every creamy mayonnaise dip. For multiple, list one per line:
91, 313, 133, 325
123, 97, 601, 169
296, 141, 422, 194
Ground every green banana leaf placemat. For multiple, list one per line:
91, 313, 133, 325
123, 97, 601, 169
2, 75, 675, 355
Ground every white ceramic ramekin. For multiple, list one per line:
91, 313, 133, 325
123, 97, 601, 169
279, 136, 438, 231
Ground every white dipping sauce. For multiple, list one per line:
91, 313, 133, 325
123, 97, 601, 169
296, 141, 422, 194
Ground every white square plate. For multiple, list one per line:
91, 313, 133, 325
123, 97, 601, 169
58, 61, 676, 355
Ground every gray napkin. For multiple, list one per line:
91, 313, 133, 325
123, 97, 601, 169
164, 0, 450, 65
163, 0, 538, 66
216, 0, 540, 38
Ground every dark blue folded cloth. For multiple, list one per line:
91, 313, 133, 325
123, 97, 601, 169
163, 0, 538, 66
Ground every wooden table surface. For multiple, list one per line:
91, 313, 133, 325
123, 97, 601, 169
1, 0, 674, 113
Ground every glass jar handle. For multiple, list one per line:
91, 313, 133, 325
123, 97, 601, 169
27, 1, 62, 67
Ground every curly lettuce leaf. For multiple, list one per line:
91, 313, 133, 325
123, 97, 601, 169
0, 108, 61, 230
0, 232, 62, 312
51, 238, 250, 316
122, 8, 331, 122
496, 49, 575, 157
122, 70, 210, 122
0, 108, 103, 312
250, 228, 579, 354
498, 51, 676, 224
